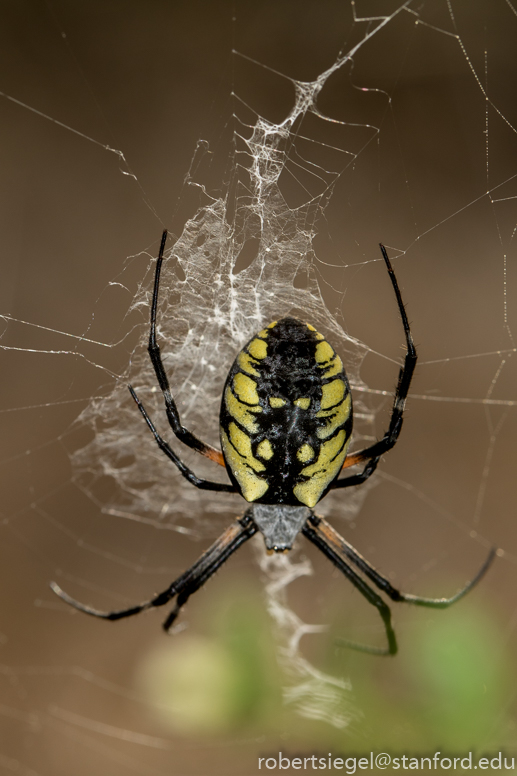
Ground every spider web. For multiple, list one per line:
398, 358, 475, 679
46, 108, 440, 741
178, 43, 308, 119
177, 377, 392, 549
1, 1, 517, 773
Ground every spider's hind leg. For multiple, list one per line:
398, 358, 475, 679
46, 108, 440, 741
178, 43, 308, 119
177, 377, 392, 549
332, 244, 417, 490
128, 385, 235, 492
146, 229, 225, 468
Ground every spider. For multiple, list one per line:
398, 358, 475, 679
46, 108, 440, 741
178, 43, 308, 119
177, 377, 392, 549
51, 231, 495, 655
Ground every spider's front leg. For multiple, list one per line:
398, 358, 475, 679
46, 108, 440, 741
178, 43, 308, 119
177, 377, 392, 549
303, 514, 496, 656
51, 513, 258, 630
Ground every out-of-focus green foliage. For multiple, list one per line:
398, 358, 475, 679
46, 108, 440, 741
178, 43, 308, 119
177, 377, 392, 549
136, 578, 515, 755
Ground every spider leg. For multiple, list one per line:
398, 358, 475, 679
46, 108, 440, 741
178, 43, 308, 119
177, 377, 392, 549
146, 230, 225, 467
308, 515, 496, 606
50, 513, 257, 630
129, 385, 236, 492
303, 514, 496, 654
332, 244, 417, 490
330, 456, 381, 490
302, 516, 397, 655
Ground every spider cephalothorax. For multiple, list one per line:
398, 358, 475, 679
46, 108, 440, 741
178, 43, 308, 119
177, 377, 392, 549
51, 231, 495, 655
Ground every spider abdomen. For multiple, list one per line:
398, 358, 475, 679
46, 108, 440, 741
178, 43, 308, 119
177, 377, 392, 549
220, 317, 353, 507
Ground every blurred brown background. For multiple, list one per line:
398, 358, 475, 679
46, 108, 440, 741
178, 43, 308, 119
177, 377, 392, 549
1, 1, 517, 774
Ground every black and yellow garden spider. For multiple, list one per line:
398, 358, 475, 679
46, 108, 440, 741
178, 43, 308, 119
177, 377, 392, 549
51, 231, 495, 655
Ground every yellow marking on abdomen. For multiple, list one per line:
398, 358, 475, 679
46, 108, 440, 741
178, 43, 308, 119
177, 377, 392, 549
307, 322, 325, 340
224, 386, 262, 434
320, 354, 343, 379
293, 430, 350, 507
314, 338, 344, 379
297, 444, 315, 463
227, 422, 265, 472
238, 351, 260, 377
247, 338, 267, 360
294, 397, 310, 409
257, 439, 274, 460
315, 340, 335, 364
269, 397, 286, 408
320, 379, 346, 409
233, 372, 260, 405
221, 428, 268, 502
317, 393, 351, 440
